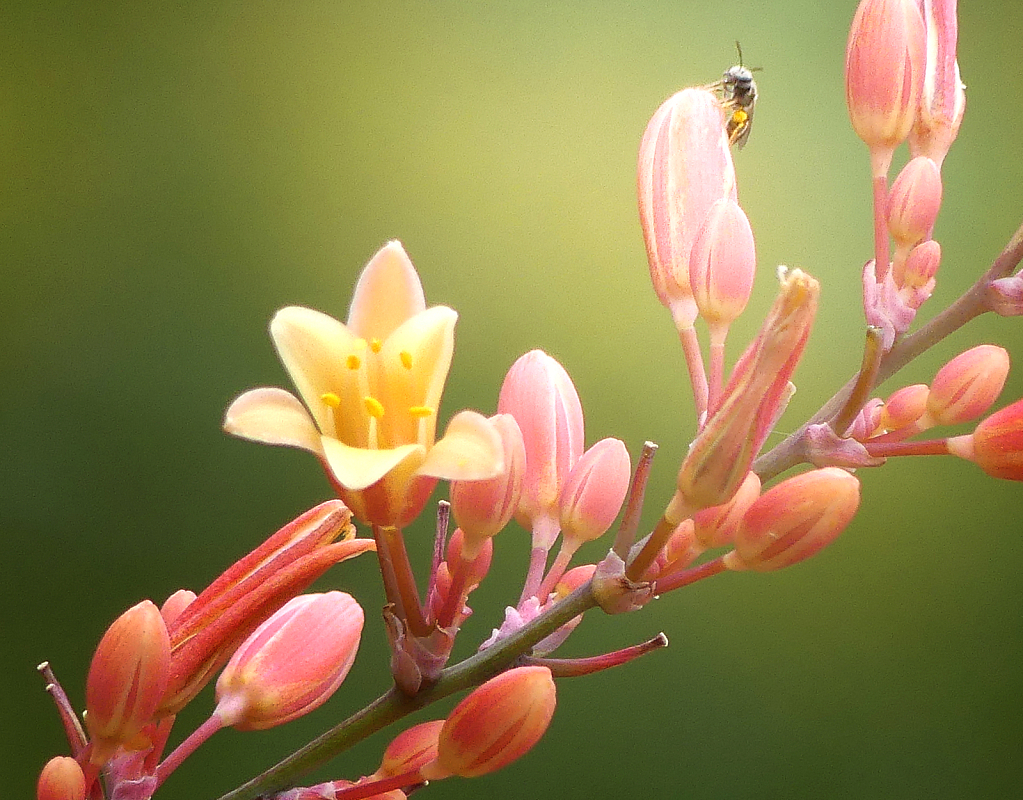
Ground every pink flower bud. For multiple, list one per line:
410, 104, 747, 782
947, 398, 1023, 481
37, 756, 87, 800
689, 198, 756, 333
692, 470, 761, 549
637, 88, 738, 328
423, 666, 557, 780
85, 600, 170, 764
724, 468, 861, 572
987, 275, 1023, 317
880, 383, 930, 430
675, 268, 818, 512
848, 398, 886, 441
498, 351, 585, 548
559, 438, 631, 549
214, 591, 363, 731
845, 0, 926, 155
450, 414, 525, 558
160, 589, 196, 627
887, 157, 942, 250
927, 345, 1010, 426
374, 720, 444, 779
901, 239, 941, 293
909, 0, 966, 167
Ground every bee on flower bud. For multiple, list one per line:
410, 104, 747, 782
708, 41, 761, 148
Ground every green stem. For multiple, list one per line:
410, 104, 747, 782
214, 580, 599, 800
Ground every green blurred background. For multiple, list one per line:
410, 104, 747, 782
4, 1, 1022, 797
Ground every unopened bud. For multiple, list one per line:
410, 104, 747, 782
692, 470, 761, 549
880, 383, 930, 431
887, 157, 942, 250
214, 592, 363, 731
947, 398, 1023, 481
160, 590, 196, 627
689, 198, 756, 332
909, 0, 966, 167
927, 345, 1010, 426
374, 720, 444, 779
724, 468, 861, 572
559, 438, 631, 550
85, 600, 170, 764
37, 756, 87, 800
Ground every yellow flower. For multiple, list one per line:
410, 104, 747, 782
224, 241, 503, 528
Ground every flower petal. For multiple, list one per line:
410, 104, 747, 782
224, 388, 324, 455
419, 410, 504, 481
321, 437, 425, 491
270, 306, 361, 431
347, 241, 427, 341
376, 305, 457, 448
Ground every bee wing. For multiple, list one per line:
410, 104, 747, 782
729, 98, 754, 149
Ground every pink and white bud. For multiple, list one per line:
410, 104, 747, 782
637, 88, 738, 329
692, 470, 762, 550
559, 437, 632, 550
498, 350, 585, 549
690, 198, 757, 339
450, 414, 525, 559
880, 383, 930, 431
987, 275, 1023, 317
724, 468, 861, 572
37, 757, 87, 800
947, 398, 1023, 481
909, 0, 966, 167
373, 720, 444, 779
159, 590, 196, 627
85, 600, 170, 764
927, 345, 1010, 426
887, 157, 942, 251
845, 0, 926, 163
423, 666, 557, 780
214, 592, 363, 731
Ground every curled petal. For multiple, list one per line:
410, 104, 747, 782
223, 388, 324, 455
420, 410, 505, 481
322, 439, 425, 492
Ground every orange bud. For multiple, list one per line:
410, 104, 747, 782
927, 345, 1010, 426
214, 591, 363, 731
887, 157, 942, 250
880, 383, 930, 431
37, 756, 87, 800
373, 720, 444, 779
424, 666, 557, 779
85, 600, 170, 764
559, 438, 631, 550
692, 470, 761, 549
724, 468, 861, 572
947, 398, 1023, 481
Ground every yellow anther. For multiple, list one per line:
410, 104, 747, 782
399, 350, 413, 370
370, 338, 383, 354
363, 396, 385, 418
321, 393, 341, 408
346, 354, 361, 370
408, 406, 434, 418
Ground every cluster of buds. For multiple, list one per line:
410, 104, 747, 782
38, 503, 373, 799
37, 1, 1023, 799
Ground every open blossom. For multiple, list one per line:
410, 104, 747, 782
224, 241, 504, 528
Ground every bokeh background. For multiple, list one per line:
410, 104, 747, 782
4, 1, 1022, 797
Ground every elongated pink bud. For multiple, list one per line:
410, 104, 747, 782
214, 591, 364, 731
689, 198, 756, 332
423, 666, 557, 779
637, 88, 737, 329
724, 468, 861, 572
37, 757, 87, 800
85, 600, 170, 765
947, 398, 1023, 481
845, 0, 926, 155
450, 413, 526, 559
927, 345, 1010, 426
559, 437, 631, 549
909, 0, 965, 167
498, 351, 585, 549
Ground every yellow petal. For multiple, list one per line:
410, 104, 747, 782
270, 307, 361, 432
321, 437, 425, 491
419, 410, 505, 481
223, 388, 324, 455
347, 241, 427, 342
376, 306, 457, 448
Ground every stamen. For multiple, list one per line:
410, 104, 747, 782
399, 350, 413, 370
364, 396, 385, 418
370, 338, 383, 354
346, 354, 361, 370
321, 393, 341, 408
408, 406, 434, 418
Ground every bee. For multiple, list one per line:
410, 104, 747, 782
709, 41, 761, 149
